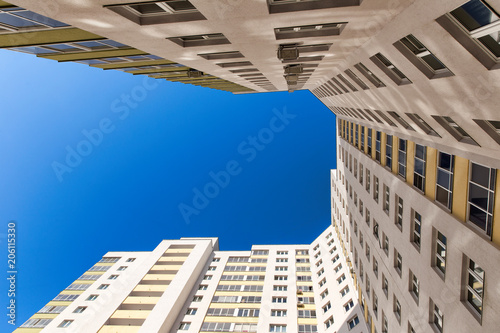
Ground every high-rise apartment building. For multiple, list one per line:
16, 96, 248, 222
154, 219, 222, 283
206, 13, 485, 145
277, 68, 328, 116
4, 0, 500, 332
14, 226, 367, 333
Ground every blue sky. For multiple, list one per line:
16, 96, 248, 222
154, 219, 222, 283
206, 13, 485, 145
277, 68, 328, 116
0, 49, 336, 331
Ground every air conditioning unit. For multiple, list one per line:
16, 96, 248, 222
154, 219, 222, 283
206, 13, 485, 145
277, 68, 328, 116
187, 69, 204, 78
284, 64, 304, 74
278, 45, 299, 61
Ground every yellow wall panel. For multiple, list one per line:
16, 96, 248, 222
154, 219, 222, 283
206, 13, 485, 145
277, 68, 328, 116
452, 156, 469, 222
214, 291, 263, 297
425, 147, 438, 200
371, 131, 377, 160
381, 132, 387, 167
98, 326, 140, 333
0, 28, 103, 48
31, 313, 59, 319
209, 303, 260, 309
12, 329, 43, 333
392, 136, 399, 174
364, 126, 369, 154
110, 310, 151, 319
298, 318, 318, 325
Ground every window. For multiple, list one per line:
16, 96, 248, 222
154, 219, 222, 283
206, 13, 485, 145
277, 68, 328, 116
436, 152, 454, 209
370, 53, 412, 85
382, 313, 388, 333
270, 325, 287, 332
464, 257, 485, 319
373, 292, 378, 317
414, 144, 426, 192
388, 111, 415, 131
410, 271, 420, 303
201, 323, 232, 332
438, 0, 500, 69
398, 139, 407, 178
277, 251, 288, 255
360, 164, 364, 185
386, 135, 393, 168
366, 169, 371, 193
298, 310, 317, 318
272, 297, 287, 303
382, 274, 389, 297
375, 131, 382, 162
337, 274, 346, 284
238, 309, 260, 317
117, 266, 127, 271
106, 1, 203, 26
203, 275, 212, 280
395, 34, 453, 78
272, 309, 287, 317
108, 275, 119, 280
58, 320, 73, 328
344, 299, 354, 312
0, 6, 68, 32
431, 299, 444, 333
207, 308, 235, 317
212, 257, 220, 262
432, 116, 478, 145
367, 128, 373, 155
192, 296, 202, 302
373, 258, 379, 277
319, 278, 327, 287
374, 176, 379, 203
186, 308, 197, 315
468, 162, 496, 235
208, 266, 217, 271
98, 284, 109, 290
347, 315, 360, 330
340, 286, 350, 297
179, 322, 191, 330
73, 306, 86, 313
276, 266, 288, 271
277, 258, 288, 262
317, 268, 325, 276
365, 244, 370, 261
274, 285, 287, 291
354, 62, 386, 87
383, 233, 389, 256
39, 305, 67, 314
86, 295, 98, 301
346, 68, 370, 90
383, 185, 390, 214
168, 33, 230, 47
325, 316, 334, 329
435, 231, 447, 276
275, 22, 347, 40
198, 285, 208, 290
412, 211, 422, 249
321, 289, 329, 299
406, 113, 440, 136
395, 196, 403, 230
323, 302, 332, 313
274, 275, 287, 281
394, 296, 402, 323
126, 258, 136, 262
394, 250, 403, 276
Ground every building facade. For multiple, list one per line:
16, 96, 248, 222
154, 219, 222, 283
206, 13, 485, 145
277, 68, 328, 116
14, 227, 367, 333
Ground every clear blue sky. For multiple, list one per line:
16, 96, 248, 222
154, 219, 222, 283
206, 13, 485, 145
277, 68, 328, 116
0, 49, 336, 331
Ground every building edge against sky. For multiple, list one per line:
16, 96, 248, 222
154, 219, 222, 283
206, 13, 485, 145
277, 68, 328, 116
3, 0, 500, 332
13, 226, 368, 333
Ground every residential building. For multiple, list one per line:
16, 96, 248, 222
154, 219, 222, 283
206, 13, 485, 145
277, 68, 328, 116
14, 226, 367, 333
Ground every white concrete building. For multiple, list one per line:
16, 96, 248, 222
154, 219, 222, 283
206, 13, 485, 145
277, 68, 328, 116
15, 226, 368, 333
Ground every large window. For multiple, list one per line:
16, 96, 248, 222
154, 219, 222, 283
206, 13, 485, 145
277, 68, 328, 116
370, 53, 412, 85
468, 162, 496, 236
438, 0, 500, 69
395, 34, 453, 78
275, 22, 347, 40
412, 211, 422, 249
436, 152, 454, 210
383, 184, 390, 214
367, 129, 373, 155
0, 6, 68, 31
105, 1, 205, 25
398, 139, 407, 178
361, 126, 365, 151
395, 196, 403, 230
414, 144, 426, 192
432, 300, 444, 333
435, 231, 447, 276
464, 257, 485, 320
386, 135, 393, 168
375, 131, 382, 162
